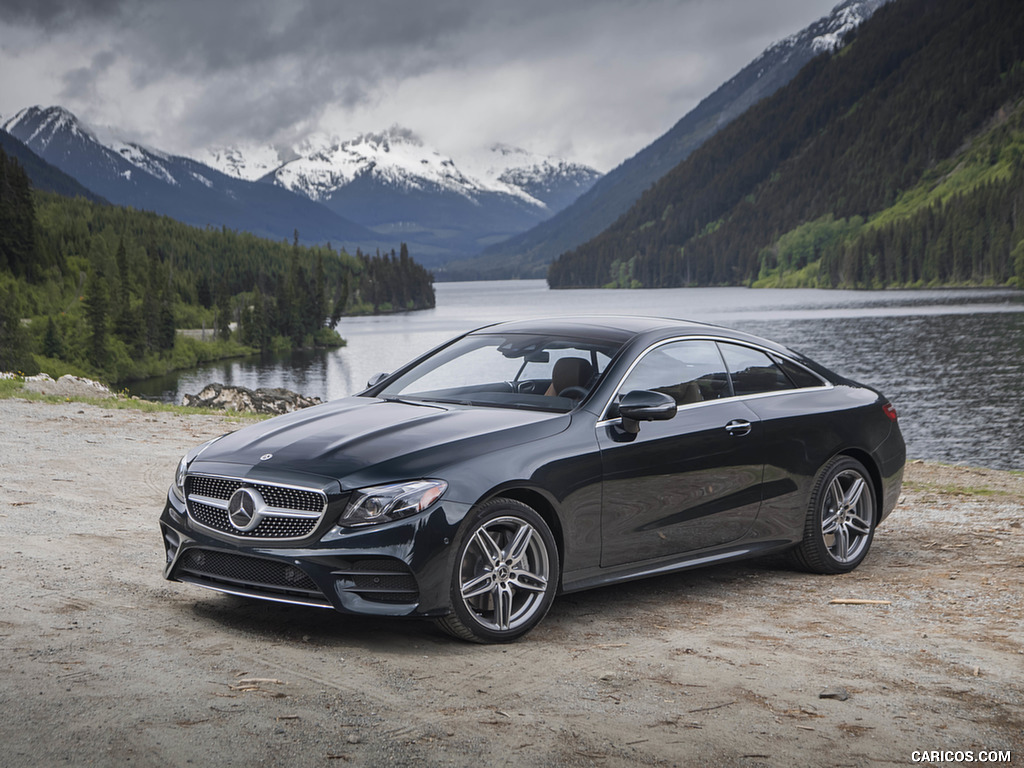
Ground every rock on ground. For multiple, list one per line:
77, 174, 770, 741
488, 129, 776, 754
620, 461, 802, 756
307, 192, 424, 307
182, 382, 323, 414
16, 373, 114, 399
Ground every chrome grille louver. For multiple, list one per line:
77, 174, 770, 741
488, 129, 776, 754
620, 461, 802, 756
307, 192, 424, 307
185, 474, 327, 541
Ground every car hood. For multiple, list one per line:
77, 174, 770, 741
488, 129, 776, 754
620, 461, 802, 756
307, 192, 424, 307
188, 396, 571, 490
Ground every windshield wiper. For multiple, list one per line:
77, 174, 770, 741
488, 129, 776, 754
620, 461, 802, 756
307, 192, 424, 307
377, 395, 446, 409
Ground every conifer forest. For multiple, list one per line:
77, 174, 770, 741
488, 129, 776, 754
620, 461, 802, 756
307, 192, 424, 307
0, 150, 434, 382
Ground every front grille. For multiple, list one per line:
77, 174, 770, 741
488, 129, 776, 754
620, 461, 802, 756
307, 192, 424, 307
334, 558, 419, 604
175, 548, 326, 603
185, 475, 327, 541
190, 500, 320, 539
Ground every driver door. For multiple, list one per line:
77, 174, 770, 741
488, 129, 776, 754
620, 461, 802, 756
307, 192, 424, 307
598, 339, 764, 567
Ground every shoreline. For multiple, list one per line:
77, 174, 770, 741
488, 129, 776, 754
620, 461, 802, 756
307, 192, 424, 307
3, 379, 1022, 474
3, 378, 1023, 474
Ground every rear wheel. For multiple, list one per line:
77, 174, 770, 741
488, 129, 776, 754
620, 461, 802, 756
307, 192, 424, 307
791, 456, 876, 574
436, 498, 559, 643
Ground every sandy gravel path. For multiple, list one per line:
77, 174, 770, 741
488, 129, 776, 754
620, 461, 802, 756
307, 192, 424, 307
0, 397, 1021, 767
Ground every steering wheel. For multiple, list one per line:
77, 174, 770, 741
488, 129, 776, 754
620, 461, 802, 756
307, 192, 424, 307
557, 385, 589, 401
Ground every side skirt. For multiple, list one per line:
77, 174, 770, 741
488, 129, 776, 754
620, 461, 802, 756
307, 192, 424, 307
560, 539, 795, 595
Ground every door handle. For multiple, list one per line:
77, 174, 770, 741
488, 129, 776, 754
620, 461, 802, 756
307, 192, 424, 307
725, 419, 752, 436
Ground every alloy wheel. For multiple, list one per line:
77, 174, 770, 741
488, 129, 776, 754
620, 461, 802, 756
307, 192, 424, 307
820, 469, 874, 564
458, 515, 551, 632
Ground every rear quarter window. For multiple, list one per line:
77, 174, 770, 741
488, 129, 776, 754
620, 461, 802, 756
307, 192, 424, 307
719, 343, 794, 397
773, 355, 827, 388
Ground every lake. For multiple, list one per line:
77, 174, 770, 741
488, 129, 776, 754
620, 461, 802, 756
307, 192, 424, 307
129, 281, 1024, 470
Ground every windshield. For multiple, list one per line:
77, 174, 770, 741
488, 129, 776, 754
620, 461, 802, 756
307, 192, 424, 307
374, 332, 623, 412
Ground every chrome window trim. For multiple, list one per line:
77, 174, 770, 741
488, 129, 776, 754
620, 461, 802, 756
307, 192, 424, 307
185, 473, 329, 540
595, 335, 833, 428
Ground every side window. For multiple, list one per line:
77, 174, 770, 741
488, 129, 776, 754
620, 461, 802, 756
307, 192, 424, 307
719, 343, 794, 397
773, 355, 825, 388
617, 340, 731, 407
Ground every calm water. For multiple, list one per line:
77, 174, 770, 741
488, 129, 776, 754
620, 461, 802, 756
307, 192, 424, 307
129, 281, 1024, 470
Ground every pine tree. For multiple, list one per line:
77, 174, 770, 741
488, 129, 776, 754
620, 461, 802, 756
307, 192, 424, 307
0, 287, 39, 374
113, 236, 139, 348
83, 266, 110, 367
250, 286, 270, 352
0, 147, 38, 279
214, 281, 232, 340
42, 316, 65, 359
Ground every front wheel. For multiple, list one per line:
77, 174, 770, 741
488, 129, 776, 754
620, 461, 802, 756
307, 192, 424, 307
436, 498, 559, 643
791, 456, 877, 574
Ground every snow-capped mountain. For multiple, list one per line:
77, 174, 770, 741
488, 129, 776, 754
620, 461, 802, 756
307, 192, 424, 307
807, 0, 888, 54
708, 0, 890, 130
269, 126, 533, 204
3, 106, 601, 264
196, 143, 288, 182
460, 0, 891, 279
1, 106, 376, 247
204, 129, 601, 216
199, 126, 600, 262
462, 143, 603, 213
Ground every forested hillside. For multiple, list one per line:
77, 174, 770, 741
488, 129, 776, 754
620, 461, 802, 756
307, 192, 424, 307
0, 146, 435, 383
549, 0, 1024, 290
453, 0, 888, 281
0, 129, 105, 203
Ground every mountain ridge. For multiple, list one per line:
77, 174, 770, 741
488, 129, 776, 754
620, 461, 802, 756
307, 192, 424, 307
202, 128, 601, 264
548, 0, 1024, 290
0, 127, 106, 204
446, 0, 890, 280
1, 106, 381, 249
3, 106, 600, 266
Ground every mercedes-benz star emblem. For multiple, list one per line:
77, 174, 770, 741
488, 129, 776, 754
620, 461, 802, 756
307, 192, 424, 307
227, 487, 265, 531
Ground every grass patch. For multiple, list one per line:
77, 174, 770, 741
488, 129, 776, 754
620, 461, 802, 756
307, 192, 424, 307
0, 378, 265, 421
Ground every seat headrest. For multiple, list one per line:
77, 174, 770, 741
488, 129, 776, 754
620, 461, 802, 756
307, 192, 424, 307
551, 357, 593, 393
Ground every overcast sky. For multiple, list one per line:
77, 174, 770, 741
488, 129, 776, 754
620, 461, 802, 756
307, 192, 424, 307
0, 0, 838, 171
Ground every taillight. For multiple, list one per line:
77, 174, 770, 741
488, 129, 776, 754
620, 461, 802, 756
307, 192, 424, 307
882, 403, 898, 422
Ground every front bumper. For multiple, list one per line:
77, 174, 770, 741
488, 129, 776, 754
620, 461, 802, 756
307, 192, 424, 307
160, 488, 471, 618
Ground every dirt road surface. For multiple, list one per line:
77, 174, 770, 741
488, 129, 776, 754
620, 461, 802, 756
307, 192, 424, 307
1, 397, 1021, 767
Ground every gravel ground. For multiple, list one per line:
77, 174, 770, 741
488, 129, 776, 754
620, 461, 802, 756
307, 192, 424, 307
0, 397, 1021, 767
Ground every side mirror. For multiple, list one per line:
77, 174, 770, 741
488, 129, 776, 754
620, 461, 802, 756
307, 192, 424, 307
617, 389, 677, 434
367, 372, 390, 388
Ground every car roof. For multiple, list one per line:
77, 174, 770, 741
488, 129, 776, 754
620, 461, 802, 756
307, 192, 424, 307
469, 315, 710, 343
468, 315, 811, 363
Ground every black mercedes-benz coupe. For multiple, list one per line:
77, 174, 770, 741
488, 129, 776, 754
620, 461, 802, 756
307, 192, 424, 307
160, 316, 905, 643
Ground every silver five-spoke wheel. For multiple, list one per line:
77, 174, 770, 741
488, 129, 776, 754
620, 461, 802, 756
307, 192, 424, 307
437, 498, 559, 643
793, 456, 877, 574
821, 469, 873, 564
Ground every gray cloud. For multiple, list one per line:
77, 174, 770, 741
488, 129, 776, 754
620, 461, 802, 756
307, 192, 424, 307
58, 49, 116, 105
0, 0, 840, 169
0, 0, 124, 27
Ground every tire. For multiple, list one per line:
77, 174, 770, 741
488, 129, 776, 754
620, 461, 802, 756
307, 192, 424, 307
791, 456, 877, 574
435, 498, 559, 643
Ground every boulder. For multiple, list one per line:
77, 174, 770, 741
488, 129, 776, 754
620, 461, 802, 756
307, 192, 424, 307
21, 373, 114, 399
182, 383, 323, 415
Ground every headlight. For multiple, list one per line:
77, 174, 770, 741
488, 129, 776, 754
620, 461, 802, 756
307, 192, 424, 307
341, 480, 448, 527
171, 435, 226, 503
172, 454, 189, 502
